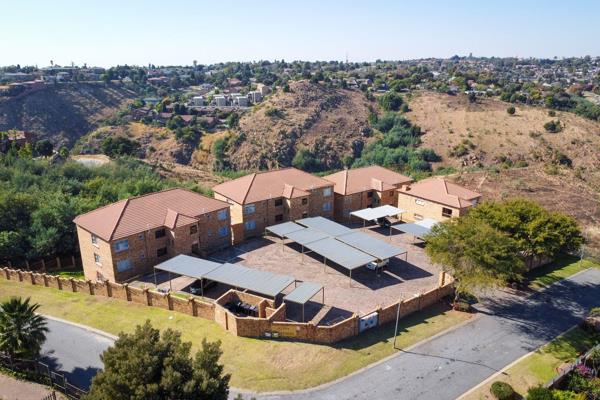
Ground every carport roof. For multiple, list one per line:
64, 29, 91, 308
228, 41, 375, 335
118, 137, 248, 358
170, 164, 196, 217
285, 227, 330, 246
154, 254, 221, 279
304, 237, 376, 270
284, 282, 323, 305
297, 216, 352, 236
204, 263, 294, 297
337, 231, 406, 260
391, 223, 432, 238
265, 221, 305, 238
350, 205, 405, 222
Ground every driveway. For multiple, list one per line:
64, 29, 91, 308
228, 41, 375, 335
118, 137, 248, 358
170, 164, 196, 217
40, 318, 114, 390
239, 268, 600, 400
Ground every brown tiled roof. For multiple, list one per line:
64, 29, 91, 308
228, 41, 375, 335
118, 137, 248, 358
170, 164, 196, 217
73, 188, 229, 241
212, 168, 332, 204
398, 177, 482, 208
323, 166, 412, 195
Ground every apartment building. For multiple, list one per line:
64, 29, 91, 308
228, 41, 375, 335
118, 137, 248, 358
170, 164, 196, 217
397, 177, 482, 221
212, 168, 334, 242
323, 165, 412, 221
73, 188, 231, 283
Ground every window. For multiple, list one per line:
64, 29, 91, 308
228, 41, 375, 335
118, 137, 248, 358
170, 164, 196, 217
367, 191, 374, 198
190, 225, 198, 235
442, 207, 453, 218
244, 220, 256, 231
274, 198, 283, 207
91, 234, 99, 246
323, 187, 332, 197
301, 198, 308, 205
114, 239, 129, 252
218, 226, 229, 237
413, 213, 423, 221
138, 233, 144, 240
156, 247, 167, 257
116, 259, 132, 272
217, 209, 228, 220
389, 190, 394, 197
275, 214, 283, 222
155, 228, 166, 239
94, 253, 101, 265
415, 199, 426, 206
323, 202, 332, 212
243, 204, 256, 215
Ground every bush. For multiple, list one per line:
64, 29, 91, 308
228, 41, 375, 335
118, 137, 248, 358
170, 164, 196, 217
491, 381, 516, 400
552, 390, 585, 400
544, 120, 563, 133
507, 106, 516, 115
526, 386, 554, 400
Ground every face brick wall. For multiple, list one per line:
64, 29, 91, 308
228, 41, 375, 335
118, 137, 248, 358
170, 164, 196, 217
397, 193, 463, 222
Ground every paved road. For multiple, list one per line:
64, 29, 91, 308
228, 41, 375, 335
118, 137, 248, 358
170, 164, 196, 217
39, 269, 600, 399
40, 319, 113, 390
239, 268, 600, 400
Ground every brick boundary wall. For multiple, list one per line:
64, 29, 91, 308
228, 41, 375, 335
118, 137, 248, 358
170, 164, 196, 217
0, 267, 454, 344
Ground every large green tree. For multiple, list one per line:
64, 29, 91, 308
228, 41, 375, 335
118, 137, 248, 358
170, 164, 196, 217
84, 321, 230, 400
0, 297, 48, 360
468, 199, 583, 266
425, 217, 525, 301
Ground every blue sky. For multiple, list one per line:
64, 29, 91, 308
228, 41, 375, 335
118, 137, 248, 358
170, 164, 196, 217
2, 0, 598, 67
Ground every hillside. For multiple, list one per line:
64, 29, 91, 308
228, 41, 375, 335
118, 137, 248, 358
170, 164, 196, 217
408, 91, 600, 185
0, 83, 136, 146
224, 80, 375, 170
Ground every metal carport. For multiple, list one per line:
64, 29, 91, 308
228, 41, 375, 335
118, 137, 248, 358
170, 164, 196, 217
153, 254, 221, 294
391, 218, 439, 241
283, 282, 324, 322
337, 231, 407, 261
350, 205, 405, 227
204, 262, 295, 298
296, 216, 352, 236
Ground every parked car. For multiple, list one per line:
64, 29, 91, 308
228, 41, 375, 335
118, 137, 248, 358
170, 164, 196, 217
376, 217, 392, 228
367, 259, 389, 271
189, 279, 215, 295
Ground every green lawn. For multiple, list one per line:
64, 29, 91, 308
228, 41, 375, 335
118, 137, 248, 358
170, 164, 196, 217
462, 326, 600, 399
53, 270, 85, 280
526, 255, 600, 291
0, 279, 471, 392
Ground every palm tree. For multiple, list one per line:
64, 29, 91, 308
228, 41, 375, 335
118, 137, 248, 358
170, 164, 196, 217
0, 297, 48, 360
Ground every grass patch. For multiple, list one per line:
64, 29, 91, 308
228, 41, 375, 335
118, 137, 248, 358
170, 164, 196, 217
52, 270, 85, 280
526, 255, 600, 291
0, 280, 470, 392
461, 326, 600, 399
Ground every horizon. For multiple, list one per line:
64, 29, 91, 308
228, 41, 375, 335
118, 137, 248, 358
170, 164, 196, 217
2, 0, 600, 68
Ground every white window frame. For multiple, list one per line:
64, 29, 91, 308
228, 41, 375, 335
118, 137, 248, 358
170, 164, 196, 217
415, 199, 426, 206
94, 253, 102, 265
243, 204, 256, 215
323, 187, 332, 197
91, 234, 99, 246
217, 209, 228, 220
218, 226, 229, 237
116, 259, 132, 272
244, 220, 257, 231
114, 239, 129, 253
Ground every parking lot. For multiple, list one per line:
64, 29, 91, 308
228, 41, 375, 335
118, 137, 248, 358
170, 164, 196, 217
132, 223, 442, 325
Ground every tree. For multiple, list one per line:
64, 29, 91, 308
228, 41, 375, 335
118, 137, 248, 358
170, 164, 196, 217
425, 217, 525, 302
0, 297, 48, 360
506, 106, 516, 115
34, 139, 54, 157
378, 92, 403, 111
292, 149, 320, 171
226, 112, 240, 129
84, 321, 230, 400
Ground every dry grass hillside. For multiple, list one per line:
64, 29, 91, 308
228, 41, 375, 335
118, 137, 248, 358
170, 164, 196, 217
0, 83, 136, 146
226, 80, 375, 170
408, 91, 600, 184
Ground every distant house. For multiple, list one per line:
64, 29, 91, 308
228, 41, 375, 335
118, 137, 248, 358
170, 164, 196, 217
212, 168, 334, 242
256, 83, 271, 96
73, 188, 231, 283
323, 166, 412, 221
397, 178, 481, 221
232, 94, 248, 107
247, 91, 262, 103
0, 130, 35, 152
192, 96, 204, 106
214, 95, 227, 107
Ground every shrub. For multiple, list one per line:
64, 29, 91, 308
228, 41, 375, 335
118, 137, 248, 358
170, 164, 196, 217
491, 381, 516, 400
552, 390, 585, 400
526, 386, 554, 400
548, 110, 556, 117
544, 120, 563, 133
507, 106, 516, 115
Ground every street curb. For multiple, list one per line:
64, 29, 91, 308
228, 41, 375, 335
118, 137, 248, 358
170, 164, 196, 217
232, 313, 482, 396
456, 325, 577, 400
43, 315, 118, 341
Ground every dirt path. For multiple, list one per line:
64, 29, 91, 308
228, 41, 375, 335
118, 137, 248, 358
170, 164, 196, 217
0, 373, 57, 400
